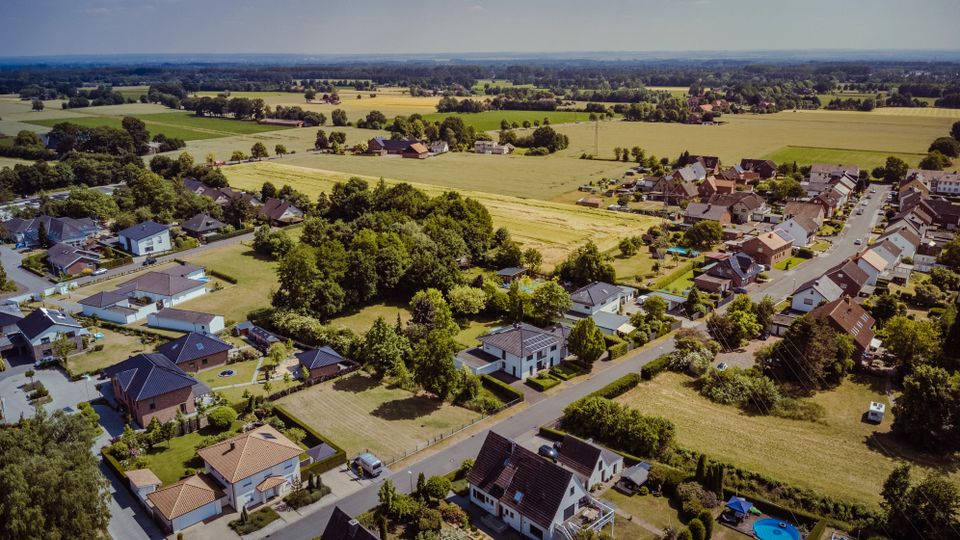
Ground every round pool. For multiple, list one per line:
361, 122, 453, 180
753, 518, 800, 540
218, 369, 236, 377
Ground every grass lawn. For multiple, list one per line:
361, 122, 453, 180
603, 490, 684, 538
139, 421, 242, 484
659, 269, 694, 295
326, 300, 410, 333
610, 250, 659, 286
172, 242, 277, 322
277, 372, 481, 461
67, 326, 153, 376
455, 316, 502, 349
215, 377, 300, 404
223, 161, 659, 268
773, 256, 807, 271
616, 372, 959, 506
809, 239, 831, 252
197, 359, 260, 388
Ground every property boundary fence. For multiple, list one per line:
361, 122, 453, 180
380, 397, 521, 467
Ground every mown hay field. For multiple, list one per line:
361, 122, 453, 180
616, 372, 959, 506
223, 161, 658, 267
195, 87, 441, 120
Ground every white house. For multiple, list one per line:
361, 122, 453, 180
475, 140, 515, 154
148, 308, 225, 334
855, 249, 889, 286
468, 431, 613, 540
197, 425, 302, 510
15, 307, 89, 362
775, 216, 817, 247
568, 282, 635, 317
876, 228, 921, 259
455, 323, 569, 380
871, 240, 902, 267
791, 277, 843, 313
113, 264, 208, 308
146, 473, 224, 533
429, 140, 449, 154
118, 220, 171, 256
556, 434, 624, 488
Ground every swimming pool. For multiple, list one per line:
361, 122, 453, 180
753, 518, 800, 540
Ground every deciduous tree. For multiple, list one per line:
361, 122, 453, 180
568, 317, 606, 367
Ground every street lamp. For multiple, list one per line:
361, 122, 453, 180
408, 470, 413, 492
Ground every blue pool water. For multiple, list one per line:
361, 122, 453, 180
667, 246, 700, 257
753, 518, 800, 540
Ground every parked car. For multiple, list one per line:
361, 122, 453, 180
354, 452, 383, 477
716, 362, 729, 371
142, 257, 158, 266
732, 287, 748, 294
92, 268, 108, 276
538, 444, 559, 461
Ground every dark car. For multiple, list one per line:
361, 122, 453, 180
538, 444, 558, 461
143, 257, 158, 266
732, 286, 748, 294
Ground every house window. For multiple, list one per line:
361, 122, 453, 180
803, 298, 813, 305
551, 345, 557, 351
285, 463, 293, 469
149, 402, 156, 410
40, 337, 50, 344
500, 350, 506, 360
202, 358, 208, 365
526, 355, 533, 361
570, 486, 575, 495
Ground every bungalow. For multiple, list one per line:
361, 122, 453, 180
615, 463, 651, 495
46, 242, 100, 276
1, 215, 99, 248
157, 332, 232, 373
16, 307, 87, 362
467, 431, 612, 540
855, 249, 889, 286
402, 142, 429, 159
258, 118, 304, 127
104, 353, 199, 426
810, 296, 876, 356
791, 277, 843, 313
118, 220, 171, 256
556, 434, 624, 487
197, 425, 303, 510
259, 198, 304, 226
148, 308, 225, 335
590, 311, 635, 337
739, 159, 777, 179
112, 264, 208, 308
147, 473, 224, 534
568, 282, 635, 317
246, 325, 283, 352
79, 291, 157, 324
455, 323, 569, 380
322, 506, 380, 540
180, 213, 226, 239
475, 141, 515, 154
296, 346, 356, 382
576, 197, 603, 208
741, 232, 792, 267
683, 202, 731, 225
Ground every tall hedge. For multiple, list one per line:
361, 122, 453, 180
587, 373, 640, 399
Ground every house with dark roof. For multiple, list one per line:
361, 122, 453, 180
568, 282, 636, 317
556, 434, 624, 488
456, 323, 570, 380
683, 202, 731, 225
112, 264, 208, 307
259, 198, 304, 226
157, 332, 232, 372
321, 506, 379, 540
496, 267, 527, 283
15, 307, 87, 363
46, 242, 100, 276
368, 136, 420, 155
698, 177, 737, 199
739, 159, 777, 179
79, 290, 158, 324
296, 345, 356, 382
0, 304, 24, 358
646, 177, 699, 205
696, 252, 761, 291
824, 259, 870, 296
146, 473, 224, 534
707, 192, 765, 224
104, 353, 200, 426
0, 215, 99, 248
810, 296, 876, 355
467, 431, 612, 540
148, 308, 225, 335
180, 213, 226, 239
118, 220, 171, 256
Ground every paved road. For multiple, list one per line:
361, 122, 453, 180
268, 185, 890, 539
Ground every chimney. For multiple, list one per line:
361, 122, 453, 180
229, 442, 235, 451
347, 519, 359, 535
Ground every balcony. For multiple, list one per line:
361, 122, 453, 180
555, 496, 615, 540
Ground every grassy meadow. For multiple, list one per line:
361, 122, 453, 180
27, 110, 289, 141
616, 372, 959, 506
420, 110, 595, 131
763, 145, 926, 171
223, 161, 659, 267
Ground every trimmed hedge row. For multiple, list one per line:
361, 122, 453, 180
640, 354, 673, 380
101, 447, 128, 482
206, 226, 254, 243
208, 269, 239, 284
550, 361, 585, 381
100, 256, 134, 270
651, 260, 698, 291
608, 340, 630, 359
272, 405, 347, 476
481, 375, 524, 403
539, 424, 651, 467
525, 375, 561, 392
587, 372, 641, 399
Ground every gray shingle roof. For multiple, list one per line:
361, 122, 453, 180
16, 307, 83, 340
115, 266, 206, 297
152, 308, 218, 325
181, 213, 225, 234
478, 323, 564, 358
0, 303, 24, 327
79, 291, 129, 308
118, 220, 169, 241
569, 281, 620, 308
104, 352, 196, 401
157, 332, 232, 365
295, 346, 347, 370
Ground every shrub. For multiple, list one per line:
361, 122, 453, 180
525, 374, 561, 392
588, 373, 641, 399
207, 406, 238, 430
608, 339, 629, 359
417, 507, 442, 532
562, 396, 674, 458
208, 269, 238, 284
641, 354, 673, 379
697, 509, 713, 539
688, 519, 706, 540
481, 374, 524, 402
229, 507, 280, 534
438, 501, 468, 527
796, 247, 815, 259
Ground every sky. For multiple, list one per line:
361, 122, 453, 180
1, 0, 958, 58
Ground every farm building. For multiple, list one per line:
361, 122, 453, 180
402, 142, 429, 159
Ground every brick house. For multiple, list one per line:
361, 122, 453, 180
741, 232, 793, 267
739, 159, 778, 179
157, 332, 232, 373
46, 242, 100, 276
104, 353, 200, 427
296, 345, 355, 382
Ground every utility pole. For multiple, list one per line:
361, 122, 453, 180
594, 118, 599, 157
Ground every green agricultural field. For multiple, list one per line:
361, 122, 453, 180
763, 145, 926, 171
223, 161, 659, 267
616, 372, 960, 506
420, 110, 594, 132
646, 86, 690, 99
277, 372, 481, 461
113, 86, 150, 100
26, 111, 289, 141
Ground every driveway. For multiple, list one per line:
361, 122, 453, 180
0, 246, 52, 296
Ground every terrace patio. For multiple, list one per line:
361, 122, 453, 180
555, 497, 615, 540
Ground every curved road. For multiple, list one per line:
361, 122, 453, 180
268, 185, 889, 539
